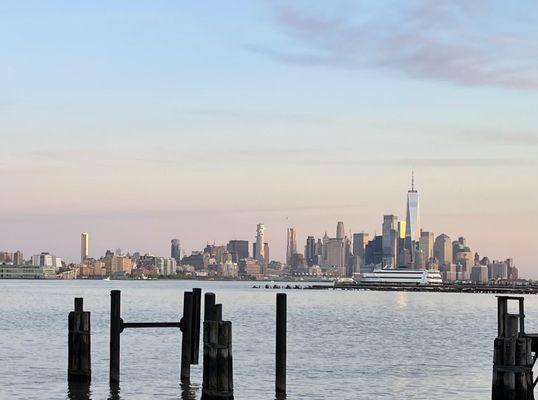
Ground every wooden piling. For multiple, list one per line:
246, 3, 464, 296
68, 297, 91, 382
202, 319, 233, 400
276, 293, 287, 396
204, 292, 216, 322
191, 288, 202, 364
109, 290, 121, 384
181, 291, 194, 381
502, 315, 518, 399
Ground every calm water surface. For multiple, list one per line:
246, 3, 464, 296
1, 280, 537, 399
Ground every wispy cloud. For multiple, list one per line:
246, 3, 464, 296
251, 1, 538, 90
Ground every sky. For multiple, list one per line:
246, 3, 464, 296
1, 1, 537, 275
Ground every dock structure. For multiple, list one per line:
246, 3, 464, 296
492, 296, 535, 400
109, 289, 201, 384
66, 290, 294, 398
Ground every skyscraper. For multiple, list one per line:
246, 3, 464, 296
336, 221, 345, 240
171, 238, 181, 262
286, 227, 297, 265
434, 234, 452, 267
405, 172, 421, 243
227, 240, 249, 262
382, 215, 399, 267
305, 236, 316, 267
255, 223, 265, 264
419, 231, 434, 260
352, 233, 369, 258
81, 233, 89, 262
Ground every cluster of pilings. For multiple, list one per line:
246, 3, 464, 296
492, 296, 535, 400
67, 289, 288, 399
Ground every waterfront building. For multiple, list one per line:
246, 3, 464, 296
239, 258, 262, 278
171, 238, 181, 262
263, 242, 270, 268
434, 234, 452, 267
419, 231, 434, 260
470, 265, 489, 284
322, 233, 346, 276
0, 265, 44, 279
382, 215, 399, 267
111, 255, 132, 276
490, 261, 508, 280
181, 252, 209, 271
81, 232, 89, 262
286, 228, 297, 265
31, 253, 62, 271
0, 252, 13, 263
13, 251, 23, 266
227, 240, 249, 262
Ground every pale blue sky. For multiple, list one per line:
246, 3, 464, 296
1, 1, 537, 274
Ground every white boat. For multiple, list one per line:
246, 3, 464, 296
360, 267, 443, 285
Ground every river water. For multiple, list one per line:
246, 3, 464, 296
1, 280, 536, 399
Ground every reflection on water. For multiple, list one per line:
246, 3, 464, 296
67, 382, 91, 400
180, 381, 198, 400
395, 292, 408, 309
107, 383, 120, 400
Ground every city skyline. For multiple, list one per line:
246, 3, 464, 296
0, 1, 536, 275
0, 175, 527, 278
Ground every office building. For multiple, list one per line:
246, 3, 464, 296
13, 251, 24, 266
305, 236, 316, 267
227, 240, 249, 262
419, 231, 434, 260
434, 234, 452, 267
336, 221, 345, 240
405, 172, 421, 243
353, 233, 369, 258
382, 215, 399, 267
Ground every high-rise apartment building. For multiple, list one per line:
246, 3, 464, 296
171, 238, 181, 262
255, 223, 265, 264
81, 233, 89, 263
13, 251, 23, 266
286, 228, 297, 265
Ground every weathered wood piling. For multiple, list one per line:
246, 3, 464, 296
492, 296, 534, 400
68, 297, 91, 382
276, 293, 287, 397
202, 295, 234, 400
181, 291, 194, 381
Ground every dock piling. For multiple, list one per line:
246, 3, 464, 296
181, 291, 194, 381
68, 297, 91, 383
276, 293, 287, 396
109, 290, 121, 384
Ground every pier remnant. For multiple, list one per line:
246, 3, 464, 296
276, 293, 287, 397
202, 296, 234, 400
109, 289, 201, 385
492, 296, 534, 400
68, 297, 91, 383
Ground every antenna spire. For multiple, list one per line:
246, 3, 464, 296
411, 169, 415, 191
